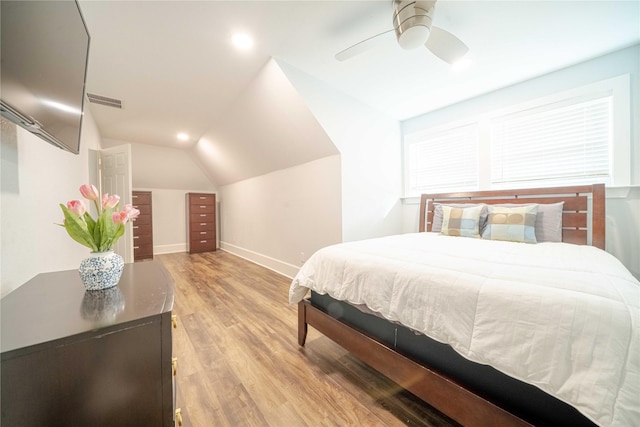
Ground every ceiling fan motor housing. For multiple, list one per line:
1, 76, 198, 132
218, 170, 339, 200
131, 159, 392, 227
392, 0, 435, 50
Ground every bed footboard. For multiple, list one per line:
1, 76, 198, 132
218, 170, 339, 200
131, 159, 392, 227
298, 299, 531, 427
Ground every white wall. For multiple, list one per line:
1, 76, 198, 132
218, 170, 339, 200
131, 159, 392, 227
213, 60, 401, 279
220, 155, 342, 278
400, 45, 640, 278
1, 109, 103, 297
277, 60, 403, 242
102, 139, 216, 190
606, 187, 640, 278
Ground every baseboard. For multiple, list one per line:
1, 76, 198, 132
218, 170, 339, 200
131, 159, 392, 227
154, 243, 187, 255
219, 242, 299, 279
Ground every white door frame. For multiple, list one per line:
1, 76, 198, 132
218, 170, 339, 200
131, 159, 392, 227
99, 144, 133, 263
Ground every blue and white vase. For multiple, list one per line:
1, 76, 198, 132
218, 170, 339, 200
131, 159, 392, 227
78, 251, 124, 290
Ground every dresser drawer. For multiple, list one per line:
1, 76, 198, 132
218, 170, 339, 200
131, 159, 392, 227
133, 203, 152, 216
135, 214, 151, 226
133, 234, 153, 246
190, 194, 215, 205
132, 224, 152, 237
133, 243, 153, 259
190, 212, 215, 223
189, 204, 214, 215
190, 230, 215, 241
189, 239, 215, 253
131, 192, 151, 205
190, 221, 214, 232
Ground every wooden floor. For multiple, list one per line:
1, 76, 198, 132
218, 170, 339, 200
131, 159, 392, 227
158, 251, 459, 427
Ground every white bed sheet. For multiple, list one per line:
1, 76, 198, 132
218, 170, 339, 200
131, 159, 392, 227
289, 232, 640, 427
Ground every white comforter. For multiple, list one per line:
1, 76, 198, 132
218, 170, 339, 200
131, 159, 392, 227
289, 233, 639, 427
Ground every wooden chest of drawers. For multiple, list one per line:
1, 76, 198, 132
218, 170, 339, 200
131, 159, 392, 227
1, 262, 175, 426
187, 193, 216, 254
132, 191, 153, 261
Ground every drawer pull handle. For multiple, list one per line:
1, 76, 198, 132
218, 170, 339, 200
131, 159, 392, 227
199, 205, 206, 208
133, 225, 139, 229
200, 214, 206, 217
133, 246, 139, 249
200, 223, 207, 226
199, 196, 206, 199
172, 357, 178, 376
171, 314, 177, 329
200, 240, 207, 243
175, 408, 183, 426
133, 236, 139, 239
200, 232, 207, 235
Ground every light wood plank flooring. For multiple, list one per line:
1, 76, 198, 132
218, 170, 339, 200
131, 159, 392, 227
158, 251, 459, 427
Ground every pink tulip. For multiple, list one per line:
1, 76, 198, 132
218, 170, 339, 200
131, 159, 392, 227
102, 194, 120, 209
123, 204, 141, 221
112, 211, 129, 225
79, 184, 99, 201
67, 200, 86, 216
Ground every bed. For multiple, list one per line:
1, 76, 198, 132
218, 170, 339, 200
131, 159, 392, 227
289, 184, 639, 427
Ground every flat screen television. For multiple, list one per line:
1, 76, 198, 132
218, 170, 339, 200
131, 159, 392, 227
1, 0, 90, 154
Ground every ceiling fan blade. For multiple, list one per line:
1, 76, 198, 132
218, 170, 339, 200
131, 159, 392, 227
335, 29, 395, 61
425, 26, 469, 64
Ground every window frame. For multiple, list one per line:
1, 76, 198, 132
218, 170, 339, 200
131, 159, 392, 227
403, 120, 480, 195
402, 74, 631, 197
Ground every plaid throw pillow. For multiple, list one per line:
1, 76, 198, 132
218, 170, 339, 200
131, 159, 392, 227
482, 205, 539, 243
440, 205, 484, 238
432, 203, 489, 233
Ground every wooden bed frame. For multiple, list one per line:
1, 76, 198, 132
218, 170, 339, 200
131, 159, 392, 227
298, 184, 605, 427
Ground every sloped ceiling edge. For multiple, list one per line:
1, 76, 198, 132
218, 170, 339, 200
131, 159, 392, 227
192, 58, 339, 186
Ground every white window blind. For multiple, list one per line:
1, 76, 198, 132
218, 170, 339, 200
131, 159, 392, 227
406, 123, 478, 194
490, 96, 611, 186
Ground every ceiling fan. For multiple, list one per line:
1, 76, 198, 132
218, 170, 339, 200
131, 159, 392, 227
335, 0, 469, 65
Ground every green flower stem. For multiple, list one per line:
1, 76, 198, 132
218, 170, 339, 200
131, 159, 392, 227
60, 194, 132, 253
60, 204, 99, 251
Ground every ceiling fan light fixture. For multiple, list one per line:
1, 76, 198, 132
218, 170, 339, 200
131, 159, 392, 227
393, 0, 434, 50
335, 0, 468, 63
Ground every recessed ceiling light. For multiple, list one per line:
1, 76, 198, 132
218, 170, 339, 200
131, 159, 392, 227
232, 32, 254, 50
177, 133, 189, 141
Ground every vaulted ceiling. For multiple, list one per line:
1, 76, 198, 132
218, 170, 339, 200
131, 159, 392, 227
78, 0, 640, 185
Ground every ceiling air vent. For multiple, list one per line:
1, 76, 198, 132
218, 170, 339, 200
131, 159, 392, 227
87, 93, 122, 108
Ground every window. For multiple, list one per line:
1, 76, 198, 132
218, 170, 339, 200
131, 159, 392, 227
405, 123, 478, 194
490, 95, 611, 187
403, 75, 630, 197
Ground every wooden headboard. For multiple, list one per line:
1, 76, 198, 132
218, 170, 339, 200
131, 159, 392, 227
419, 184, 605, 249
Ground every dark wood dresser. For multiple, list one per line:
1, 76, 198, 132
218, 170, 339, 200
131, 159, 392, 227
186, 192, 216, 254
1, 261, 176, 427
132, 190, 153, 261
